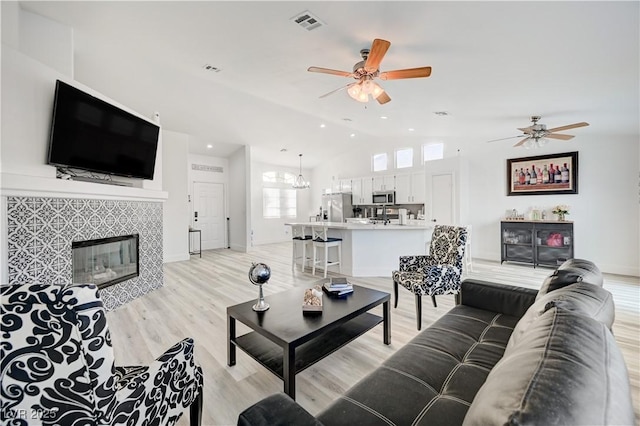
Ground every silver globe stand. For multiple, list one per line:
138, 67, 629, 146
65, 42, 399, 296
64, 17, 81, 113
252, 284, 270, 312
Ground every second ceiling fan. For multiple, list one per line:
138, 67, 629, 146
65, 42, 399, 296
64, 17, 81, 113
308, 38, 432, 104
488, 116, 590, 148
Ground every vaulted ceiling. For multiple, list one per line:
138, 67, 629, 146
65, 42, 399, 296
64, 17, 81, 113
18, 1, 639, 168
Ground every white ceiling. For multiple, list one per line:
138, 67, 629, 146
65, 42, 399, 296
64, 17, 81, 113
19, 1, 639, 169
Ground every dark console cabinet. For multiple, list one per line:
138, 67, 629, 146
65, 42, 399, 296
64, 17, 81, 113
501, 220, 574, 268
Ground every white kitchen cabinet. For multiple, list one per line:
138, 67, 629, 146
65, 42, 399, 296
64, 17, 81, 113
351, 177, 373, 205
339, 178, 352, 193
372, 175, 395, 191
395, 171, 426, 204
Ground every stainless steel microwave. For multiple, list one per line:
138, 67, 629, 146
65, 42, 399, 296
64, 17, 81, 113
372, 191, 396, 205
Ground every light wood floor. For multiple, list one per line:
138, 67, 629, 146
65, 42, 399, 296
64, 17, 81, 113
106, 243, 640, 426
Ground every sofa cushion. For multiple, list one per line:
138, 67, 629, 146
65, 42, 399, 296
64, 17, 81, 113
537, 258, 603, 300
506, 282, 614, 352
317, 304, 520, 426
463, 308, 635, 426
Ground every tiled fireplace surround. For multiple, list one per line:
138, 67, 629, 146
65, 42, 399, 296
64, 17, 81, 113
6, 196, 163, 310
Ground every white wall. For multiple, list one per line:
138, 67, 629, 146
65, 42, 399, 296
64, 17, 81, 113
163, 130, 190, 262
250, 161, 312, 246
228, 146, 250, 252
310, 136, 640, 276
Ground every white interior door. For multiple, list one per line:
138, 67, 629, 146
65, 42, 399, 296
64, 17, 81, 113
430, 173, 454, 225
193, 182, 225, 250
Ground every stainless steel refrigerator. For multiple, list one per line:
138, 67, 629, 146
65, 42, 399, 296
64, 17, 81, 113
322, 193, 354, 222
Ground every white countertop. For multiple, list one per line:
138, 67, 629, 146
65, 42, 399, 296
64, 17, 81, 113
285, 221, 433, 230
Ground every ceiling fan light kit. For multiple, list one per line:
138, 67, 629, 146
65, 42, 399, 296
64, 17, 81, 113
308, 38, 432, 105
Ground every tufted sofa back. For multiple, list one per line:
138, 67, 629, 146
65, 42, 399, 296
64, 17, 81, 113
1, 283, 117, 424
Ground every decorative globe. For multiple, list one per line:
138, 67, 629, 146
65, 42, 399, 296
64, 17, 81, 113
249, 262, 271, 286
248, 262, 270, 311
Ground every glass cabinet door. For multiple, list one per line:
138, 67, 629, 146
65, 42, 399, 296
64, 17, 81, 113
535, 224, 573, 267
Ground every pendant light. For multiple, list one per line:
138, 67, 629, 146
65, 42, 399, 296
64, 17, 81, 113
292, 154, 310, 189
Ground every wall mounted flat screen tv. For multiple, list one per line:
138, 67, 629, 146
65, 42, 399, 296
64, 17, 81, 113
48, 80, 160, 180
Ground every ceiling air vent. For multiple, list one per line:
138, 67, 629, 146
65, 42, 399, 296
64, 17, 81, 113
291, 10, 325, 31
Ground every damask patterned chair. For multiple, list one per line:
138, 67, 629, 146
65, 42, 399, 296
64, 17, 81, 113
1, 283, 203, 426
392, 225, 468, 330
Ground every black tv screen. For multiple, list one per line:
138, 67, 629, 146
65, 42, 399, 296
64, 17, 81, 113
48, 80, 160, 180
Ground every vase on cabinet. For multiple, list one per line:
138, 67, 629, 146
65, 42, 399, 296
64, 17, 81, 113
557, 212, 566, 221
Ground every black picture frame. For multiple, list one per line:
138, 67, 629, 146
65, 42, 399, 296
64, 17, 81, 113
507, 151, 578, 196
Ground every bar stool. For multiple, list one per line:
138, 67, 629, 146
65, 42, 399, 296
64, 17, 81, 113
291, 225, 313, 271
311, 226, 342, 278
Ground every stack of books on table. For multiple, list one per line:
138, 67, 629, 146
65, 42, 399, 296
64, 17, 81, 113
322, 277, 353, 297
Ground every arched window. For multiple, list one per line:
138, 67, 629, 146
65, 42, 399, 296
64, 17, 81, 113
262, 171, 296, 185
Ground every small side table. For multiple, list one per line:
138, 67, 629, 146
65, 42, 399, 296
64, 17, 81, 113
189, 229, 202, 258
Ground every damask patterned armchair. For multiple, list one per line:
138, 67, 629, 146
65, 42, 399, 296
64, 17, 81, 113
1, 283, 203, 426
392, 225, 468, 330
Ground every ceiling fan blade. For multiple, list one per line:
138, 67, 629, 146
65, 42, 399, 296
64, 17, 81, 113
545, 133, 575, 140
513, 137, 531, 147
319, 83, 354, 99
546, 122, 589, 133
364, 38, 391, 73
518, 127, 533, 134
376, 91, 391, 105
486, 135, 525, 143
379, 67, 432, 80
307, 66, 353, 78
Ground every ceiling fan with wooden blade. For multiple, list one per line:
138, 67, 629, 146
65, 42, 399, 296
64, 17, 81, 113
488, 116, 589, 148
307, 38, 432, 104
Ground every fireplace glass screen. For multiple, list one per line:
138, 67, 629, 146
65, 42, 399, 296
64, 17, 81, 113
72, 234, 139, 289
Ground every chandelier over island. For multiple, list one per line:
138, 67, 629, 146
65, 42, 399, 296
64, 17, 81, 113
292, 154, 310, 189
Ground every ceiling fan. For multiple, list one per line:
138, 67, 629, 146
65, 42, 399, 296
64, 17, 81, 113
488, 116, 589, 148
307, 38, 432, 105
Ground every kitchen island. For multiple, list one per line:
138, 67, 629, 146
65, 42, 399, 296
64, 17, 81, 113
286, 222, 434, 277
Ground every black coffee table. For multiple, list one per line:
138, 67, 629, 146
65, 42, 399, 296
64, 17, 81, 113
227, 283, 390, 400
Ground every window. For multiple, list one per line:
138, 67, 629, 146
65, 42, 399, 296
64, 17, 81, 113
262, 171, 295, 185
262, 171, 297, 219
263, 188, 297, 219
423, 143, 444, 162
372, 153, 388, 172
395, 148, 413, 169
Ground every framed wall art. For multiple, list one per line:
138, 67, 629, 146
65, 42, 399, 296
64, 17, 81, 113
507, 151, 578, 196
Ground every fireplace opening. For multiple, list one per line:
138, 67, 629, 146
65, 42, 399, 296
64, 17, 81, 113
72, 234, 139, 289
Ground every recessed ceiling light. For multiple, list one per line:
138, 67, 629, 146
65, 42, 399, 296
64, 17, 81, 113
380, 116, 388, 120
320, 123, 326, 128
350, 133, 356, 138
434, 111, 449, 116
408, 128, 415, 132
206, 144, 213, 149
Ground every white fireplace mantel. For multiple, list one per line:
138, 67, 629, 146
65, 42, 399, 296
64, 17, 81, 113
0, 173, 168, 202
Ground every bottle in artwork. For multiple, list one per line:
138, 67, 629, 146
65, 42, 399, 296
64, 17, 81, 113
542, 165, 549, 184
561, 163, 569, 183
525, 168, 531, 184
554, 166, 562, 183
537, 168, 543, 184
514, 168, 520, 185
519, 168, 526, 185
530, 165, 537, 185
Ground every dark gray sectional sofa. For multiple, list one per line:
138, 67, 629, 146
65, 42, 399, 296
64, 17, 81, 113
237, 259, 635, 426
